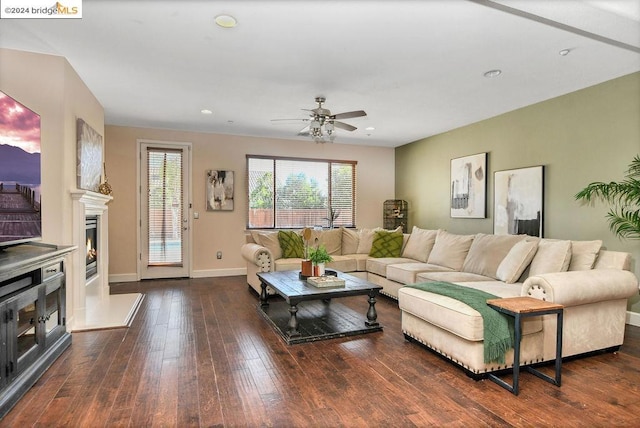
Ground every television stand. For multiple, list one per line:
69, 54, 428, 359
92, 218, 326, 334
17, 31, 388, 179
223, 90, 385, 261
0, 243, 76, 418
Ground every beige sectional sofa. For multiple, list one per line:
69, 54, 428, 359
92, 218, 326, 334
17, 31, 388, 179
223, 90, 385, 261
241, 226, 639, 376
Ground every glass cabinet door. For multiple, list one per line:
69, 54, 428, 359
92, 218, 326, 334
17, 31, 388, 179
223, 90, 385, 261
7, 286, 42, 380
43, 279, 65, 345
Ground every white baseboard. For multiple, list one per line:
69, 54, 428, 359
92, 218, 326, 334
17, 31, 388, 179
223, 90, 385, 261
627, 311, 640, 327
109, 273, 138, 283
192, 268, 246, 278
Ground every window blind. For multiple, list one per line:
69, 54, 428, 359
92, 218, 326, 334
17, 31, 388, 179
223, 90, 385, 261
147, 148, 183, 266
247, 155, 356, 229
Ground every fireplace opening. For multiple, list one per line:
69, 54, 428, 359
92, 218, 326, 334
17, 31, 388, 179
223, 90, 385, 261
86, 216, 98, 279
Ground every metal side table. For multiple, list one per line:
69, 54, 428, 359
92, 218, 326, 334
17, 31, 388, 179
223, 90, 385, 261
486, 296, 564, 396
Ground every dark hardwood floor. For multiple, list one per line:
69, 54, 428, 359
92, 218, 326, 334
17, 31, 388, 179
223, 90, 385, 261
3, 276, 640, 427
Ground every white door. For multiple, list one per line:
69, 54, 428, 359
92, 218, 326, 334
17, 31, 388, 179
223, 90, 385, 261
139, 141, 191, 279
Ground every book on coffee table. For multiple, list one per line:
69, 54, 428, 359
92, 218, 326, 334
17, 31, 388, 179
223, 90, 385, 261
307, 276, 346, 288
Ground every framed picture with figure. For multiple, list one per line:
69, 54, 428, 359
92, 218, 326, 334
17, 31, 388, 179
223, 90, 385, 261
450, 152, 487, 218
206, 170, 234, 211
494, 165, 544, 237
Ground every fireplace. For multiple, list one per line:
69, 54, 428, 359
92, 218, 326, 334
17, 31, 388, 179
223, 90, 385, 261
85, 216, 98, 279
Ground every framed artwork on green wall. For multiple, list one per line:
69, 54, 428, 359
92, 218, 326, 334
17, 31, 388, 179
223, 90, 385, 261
450, 152, 487, 218
494, 165, 544, 237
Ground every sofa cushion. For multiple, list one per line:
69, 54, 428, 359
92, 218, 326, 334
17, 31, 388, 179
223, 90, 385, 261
369, 229, 404, 258
461, 233, 525, 279
496, 239, 539, 284
387, 263, 454, 284
278, 230, 304, 258
314, 228, 343, 255
427, 230, 475, 271
569, 240, 602, 271
366, 257, 414, 277
398, 284, 542, 342
529, 239, 572, 276
356, 228, 381, 254
416, 271, 495, 283
325, 256, 357, 272
274, 257, 303, 271
401, 227, 438, 262
341, 228, 359, 254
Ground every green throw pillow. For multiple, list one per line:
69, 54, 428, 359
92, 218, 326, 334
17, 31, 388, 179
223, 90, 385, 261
278, 230, 304, 258
369, 230, 403, 258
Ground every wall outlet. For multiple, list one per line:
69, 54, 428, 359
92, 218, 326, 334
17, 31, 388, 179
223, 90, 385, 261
216, 251, 222, 259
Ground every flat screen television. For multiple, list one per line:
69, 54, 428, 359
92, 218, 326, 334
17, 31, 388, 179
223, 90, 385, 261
0, 90, 42, 248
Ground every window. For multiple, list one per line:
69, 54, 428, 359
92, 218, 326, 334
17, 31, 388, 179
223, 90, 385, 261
247, 155, 356, 229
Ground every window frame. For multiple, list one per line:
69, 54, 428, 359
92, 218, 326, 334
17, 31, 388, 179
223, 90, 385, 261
246, 154, 357, 229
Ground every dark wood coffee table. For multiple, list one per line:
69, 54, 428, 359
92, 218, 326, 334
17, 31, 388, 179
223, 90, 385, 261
257, 270, 383, 344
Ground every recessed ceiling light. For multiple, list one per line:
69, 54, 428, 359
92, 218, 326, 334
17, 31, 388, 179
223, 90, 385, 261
215, 14, 237, 28
365, 127, 375, 131
484, 69, 502, 78
201, 109, 213, 115
559, 49, 571, 56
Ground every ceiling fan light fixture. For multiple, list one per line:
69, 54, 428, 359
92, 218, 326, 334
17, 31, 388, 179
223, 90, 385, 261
484, 69, 502, 78
215, 14, 237, 28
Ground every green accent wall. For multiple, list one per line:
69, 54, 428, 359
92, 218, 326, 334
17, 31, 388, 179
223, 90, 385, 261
396, 72, 640, 313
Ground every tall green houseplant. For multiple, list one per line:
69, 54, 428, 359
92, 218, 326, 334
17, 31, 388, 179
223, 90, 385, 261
575, 155, 640, 239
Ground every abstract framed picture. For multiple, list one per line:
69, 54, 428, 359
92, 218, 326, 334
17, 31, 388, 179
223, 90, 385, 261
206, 170, 234, 211
76, 118, 103, 192
450, 152, 487, 218
494, 165, 544, 237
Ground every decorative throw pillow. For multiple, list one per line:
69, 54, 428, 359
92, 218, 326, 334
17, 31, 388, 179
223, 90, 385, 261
401, 226, 438, 262
568, 240, 602, 271
496, 239, 539, 283
369, 230, 404, 258
278, 230, 304, 258
257, 231, 282, 260
528, 239, 572, 276
356, 227, 381, 254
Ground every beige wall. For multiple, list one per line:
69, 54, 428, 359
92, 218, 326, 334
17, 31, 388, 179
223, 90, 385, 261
0, 48, 105, 328
104, 126, 395, 279
396, 72, 640, 313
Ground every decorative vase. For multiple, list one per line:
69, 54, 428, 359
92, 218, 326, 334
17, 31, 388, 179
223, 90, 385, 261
301, 259, 313, 277
313, 263, 325, 276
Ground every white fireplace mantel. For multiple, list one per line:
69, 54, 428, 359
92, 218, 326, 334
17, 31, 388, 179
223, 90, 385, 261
70, 190, 113, 317
69, 189, 142, 331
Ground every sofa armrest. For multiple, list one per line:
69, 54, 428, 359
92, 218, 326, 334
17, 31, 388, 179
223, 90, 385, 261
521, 269, 639, 306
241, 243, 273, 272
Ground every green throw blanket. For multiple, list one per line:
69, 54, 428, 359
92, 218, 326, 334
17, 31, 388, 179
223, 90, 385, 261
405, 282, 514, 364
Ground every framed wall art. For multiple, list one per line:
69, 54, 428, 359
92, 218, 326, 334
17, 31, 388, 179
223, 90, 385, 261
494, 165, 544, 237
450, 152, 487, 218
206, 170, 234, 211
76, 118, 103, 192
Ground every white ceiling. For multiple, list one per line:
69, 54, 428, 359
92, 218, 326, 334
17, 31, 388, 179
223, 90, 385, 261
1, 0, 638, 148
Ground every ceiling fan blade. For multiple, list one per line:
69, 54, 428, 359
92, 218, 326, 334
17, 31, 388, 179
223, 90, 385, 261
333, 121, 357, 132
271, 118, 309, 124
297, 125, 311, 136
332, 110, 367, 120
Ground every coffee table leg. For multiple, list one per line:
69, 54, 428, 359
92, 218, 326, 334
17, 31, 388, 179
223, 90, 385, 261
287, 304, 300, 337
366, 291, 379, 327
260, 281, 269, 308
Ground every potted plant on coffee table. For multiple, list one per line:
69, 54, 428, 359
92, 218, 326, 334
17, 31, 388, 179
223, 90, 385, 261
308, 244, 332, 276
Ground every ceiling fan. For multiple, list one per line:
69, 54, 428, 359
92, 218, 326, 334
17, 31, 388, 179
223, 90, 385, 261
272, 97, 367, 142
